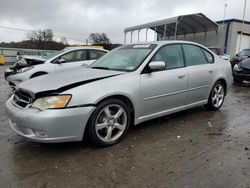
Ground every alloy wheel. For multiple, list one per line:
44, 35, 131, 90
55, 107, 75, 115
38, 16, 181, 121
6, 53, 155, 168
95, 104, 127, 143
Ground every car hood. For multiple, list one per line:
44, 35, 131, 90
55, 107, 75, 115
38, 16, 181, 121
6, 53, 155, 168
239, 58, 250, 70
233, 56, 247, 61
19, 67, 125, 95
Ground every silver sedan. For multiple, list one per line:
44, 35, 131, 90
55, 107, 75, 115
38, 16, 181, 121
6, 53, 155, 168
5, 41, 232, 146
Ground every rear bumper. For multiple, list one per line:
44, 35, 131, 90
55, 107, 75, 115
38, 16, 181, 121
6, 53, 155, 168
5, 97, 96, 143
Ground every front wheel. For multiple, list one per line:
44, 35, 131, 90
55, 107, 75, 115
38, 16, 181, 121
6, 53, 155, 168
87, 99, 130, 147
206, 81, 225, 110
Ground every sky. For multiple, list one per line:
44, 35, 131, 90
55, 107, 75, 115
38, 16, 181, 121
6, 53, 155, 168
0, 0, 249, 45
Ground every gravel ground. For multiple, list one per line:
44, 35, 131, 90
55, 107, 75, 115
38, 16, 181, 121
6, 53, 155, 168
0, 65, 250, 188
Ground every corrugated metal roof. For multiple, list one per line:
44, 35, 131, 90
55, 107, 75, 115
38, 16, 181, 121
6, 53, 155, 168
124, 13, 218, 36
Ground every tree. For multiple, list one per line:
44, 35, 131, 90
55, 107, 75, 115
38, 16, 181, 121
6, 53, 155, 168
26, 29, 54, 49
26, 29, 53, 42
88, 33, 111, 44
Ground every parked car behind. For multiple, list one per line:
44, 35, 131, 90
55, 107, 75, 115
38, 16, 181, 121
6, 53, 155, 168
5, 41, 232, 146
208, 47, 230, 61
230, 49, 250, 68
4, 47, 108, 88
233, 57, 250, 85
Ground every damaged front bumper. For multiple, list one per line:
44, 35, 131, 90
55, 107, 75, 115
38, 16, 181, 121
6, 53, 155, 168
5, 96, 96, 143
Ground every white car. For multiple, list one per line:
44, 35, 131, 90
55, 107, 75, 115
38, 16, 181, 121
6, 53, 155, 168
4, 47, 108, 88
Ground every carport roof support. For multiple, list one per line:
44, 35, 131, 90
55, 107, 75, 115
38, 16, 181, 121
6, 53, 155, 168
124, 13, 218, 42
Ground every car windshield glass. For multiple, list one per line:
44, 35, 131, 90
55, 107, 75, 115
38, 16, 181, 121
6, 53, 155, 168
238, 49, 250, 57
91, 44, 156, 71
43, 49, 66, 60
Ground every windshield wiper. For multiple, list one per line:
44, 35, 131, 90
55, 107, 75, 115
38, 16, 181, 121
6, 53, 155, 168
91, 66, 110, 70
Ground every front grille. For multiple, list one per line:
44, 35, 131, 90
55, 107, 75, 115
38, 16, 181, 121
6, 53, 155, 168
241, 68, 250, 74
13, 89, 33, 108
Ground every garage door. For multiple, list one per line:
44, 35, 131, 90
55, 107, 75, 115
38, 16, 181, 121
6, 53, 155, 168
236, 34, 250, 54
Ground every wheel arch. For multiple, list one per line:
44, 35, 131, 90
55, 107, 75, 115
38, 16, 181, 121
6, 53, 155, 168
95, 94, 135, 126
215, 78, 227, 95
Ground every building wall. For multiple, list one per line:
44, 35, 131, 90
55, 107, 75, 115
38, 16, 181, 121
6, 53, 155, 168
227, 21, 250, 55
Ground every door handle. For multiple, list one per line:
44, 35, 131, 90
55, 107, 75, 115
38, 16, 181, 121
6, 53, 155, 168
178, 75, 186, 79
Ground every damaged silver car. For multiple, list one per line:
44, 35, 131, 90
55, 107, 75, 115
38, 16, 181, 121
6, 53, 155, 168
5, 41, 232, 146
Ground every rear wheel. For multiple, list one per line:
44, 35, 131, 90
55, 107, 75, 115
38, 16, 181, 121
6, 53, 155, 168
88, 99, 130, 147
206, 81, 225, 110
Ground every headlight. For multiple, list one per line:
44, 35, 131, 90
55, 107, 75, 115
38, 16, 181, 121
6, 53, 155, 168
233, 64, 242, 72
31, 95, 71, 111
17, 66, 34, 73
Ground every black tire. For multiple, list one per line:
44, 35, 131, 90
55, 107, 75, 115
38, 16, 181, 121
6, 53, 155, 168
30, 72, 47, 78
88, 99, 130, 147
206, 81, 225, 110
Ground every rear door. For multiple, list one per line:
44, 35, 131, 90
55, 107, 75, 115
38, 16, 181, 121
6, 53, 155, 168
182, 44, 215, 105
140, 44, 188, 118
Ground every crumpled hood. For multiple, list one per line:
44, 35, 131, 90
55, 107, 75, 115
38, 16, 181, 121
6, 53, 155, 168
239, 58, 250, 70
19, 67, 124, 95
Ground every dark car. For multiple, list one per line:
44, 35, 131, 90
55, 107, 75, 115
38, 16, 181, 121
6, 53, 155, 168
233, 58, 250, 85
230, 49, 250, 68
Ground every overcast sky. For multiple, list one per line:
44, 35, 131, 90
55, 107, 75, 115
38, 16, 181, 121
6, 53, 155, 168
0, 0, 249, 44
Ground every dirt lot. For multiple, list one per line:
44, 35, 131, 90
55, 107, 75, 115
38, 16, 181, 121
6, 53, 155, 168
0, 65, 249, 188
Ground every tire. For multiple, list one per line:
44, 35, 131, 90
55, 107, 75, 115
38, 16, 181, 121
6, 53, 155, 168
30, 72, 47, 78
88, 99, 130, 147
206, 81, 225, 110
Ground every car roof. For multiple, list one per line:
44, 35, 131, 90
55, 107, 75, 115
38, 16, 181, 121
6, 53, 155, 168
123, 40, 208, 48
64, 47, 109, 52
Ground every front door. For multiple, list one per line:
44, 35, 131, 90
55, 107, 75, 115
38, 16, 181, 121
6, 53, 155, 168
52, 50, 91, 72
140, 44, 188, 120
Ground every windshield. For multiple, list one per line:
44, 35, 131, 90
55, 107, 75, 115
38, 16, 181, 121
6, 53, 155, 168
238, 49, 250, 57
91, 44, 156, 71
43, 49, 66, 60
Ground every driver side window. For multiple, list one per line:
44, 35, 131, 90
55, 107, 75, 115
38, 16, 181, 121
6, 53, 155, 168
152, 44, 184, 70
59, 51, 75, 63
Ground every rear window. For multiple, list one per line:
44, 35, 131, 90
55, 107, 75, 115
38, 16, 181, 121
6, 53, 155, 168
182, 44, 209, 66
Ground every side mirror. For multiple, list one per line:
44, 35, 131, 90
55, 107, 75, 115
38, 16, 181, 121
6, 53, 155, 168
148, 61, 166, 71
236, 54, 239, 57
57, 58, 66, 64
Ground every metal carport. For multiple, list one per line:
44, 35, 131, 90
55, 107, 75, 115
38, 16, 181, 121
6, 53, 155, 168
124, 13, 218, 44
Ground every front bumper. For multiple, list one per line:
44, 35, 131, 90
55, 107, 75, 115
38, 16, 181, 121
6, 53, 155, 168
233, 72, 250, 82
5, 97, 96, 143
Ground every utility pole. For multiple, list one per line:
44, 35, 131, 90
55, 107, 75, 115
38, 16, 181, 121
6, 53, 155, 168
223, 3, 228, 30
223, 2, 228, 53
238, 0, 247, 52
